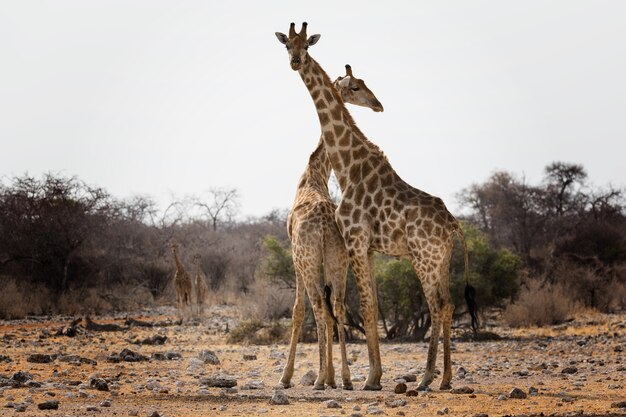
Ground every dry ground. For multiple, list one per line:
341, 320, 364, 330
0, 306, 625, 417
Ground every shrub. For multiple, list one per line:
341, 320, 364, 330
502, 280, 576, 327
227, 319, 287, 345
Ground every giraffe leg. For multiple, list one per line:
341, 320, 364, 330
440, 302, 455, 390
350, 250, 382, 390
279, 274, 306, 388
418, 307, 441, 390
305, 285, 328, 390
324, 235, 351, 389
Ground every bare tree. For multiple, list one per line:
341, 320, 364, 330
193, 187, 239, 231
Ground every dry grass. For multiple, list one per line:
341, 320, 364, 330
503, 279, 578, 327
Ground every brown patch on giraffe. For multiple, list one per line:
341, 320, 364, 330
366, 175, 378, 193
324, 131, 336, 147
368, 206, 377, 217
333, 124, 345, 137
316, 99, 327, 109
354, 184, 365, 206
339, 149, 351, 169
352, 146, 368, 161
421, 204, 435, 218
330, 105, 342, 121
329, 153, 342, 171
319, 112, 330, 125
311, 64, 320, 75
351, 209, 361, 223
323, 89, 333, 103
373, 190, 383, 206
312, 89, 321, 100
338, 131, 351, 147
349, 164, 361, 183
363, 194, 372, 208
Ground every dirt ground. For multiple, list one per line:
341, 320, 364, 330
1, 305, 625, 417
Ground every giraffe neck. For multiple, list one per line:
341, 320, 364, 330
172, 250, 184, 272
298, 57, 382, 191
294, 138, 332, 199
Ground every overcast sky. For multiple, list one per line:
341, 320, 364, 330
1, 1, 625, 219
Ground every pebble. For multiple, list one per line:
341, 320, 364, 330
269, 389, 289, 405
200, 376, 237, 388
405, 390, 419, 397
27, 353, 54, 363
324, 399, 341, 408
394, 382, 407, 394
451, 386, 474, 394
300, 370, 318, 386
509, 388, 527, 399
437, 408, 449, 415
100, 399, 112, 407
86, 405, 99, 411
561, 366, 578, 374
199, 349, 220, 365
38, 400, 60, 410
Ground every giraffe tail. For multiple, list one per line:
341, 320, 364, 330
324, 285, 338, 325
456, 225, 479, 334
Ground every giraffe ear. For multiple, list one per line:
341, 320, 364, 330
275, 32, 288, 45
307, 34, 321, 46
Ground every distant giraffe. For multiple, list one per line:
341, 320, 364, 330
280, 64, 383, 391
193, 254, 209, 315
170, 241, 192, 311
276, 22, 477, 391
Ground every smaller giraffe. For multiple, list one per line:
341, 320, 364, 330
193, 254, 209, 315
170, 241, 193, 311
280, 64, 383, 391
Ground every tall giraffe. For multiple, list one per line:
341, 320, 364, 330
280, 65, 383, 391
170, 241, 193, 311
276, 23, 477, 391
193, 254, 209, 315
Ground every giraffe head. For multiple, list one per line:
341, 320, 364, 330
275, 22, 320, 71
170, 241, 178, 253
193, 254, 201, 262
334, 64, 384, 112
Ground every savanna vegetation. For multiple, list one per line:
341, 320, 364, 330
1, 162, 624, 339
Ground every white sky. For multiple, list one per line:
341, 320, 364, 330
1, 1, 625, 218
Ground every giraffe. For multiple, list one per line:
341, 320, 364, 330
193, 254, 209, 315
170, 241, 193, 311
280, 64, 384, 391
275, 22, 478, 391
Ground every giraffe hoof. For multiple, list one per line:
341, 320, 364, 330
342, 382, 354, 390
363, 383, 382, 391
439, 383, 452, 391
416, 385, 431, 392
313, 383, 326, 390
326, 382, 337, 389
278, 381, 293, 389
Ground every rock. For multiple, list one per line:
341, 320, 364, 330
611, 401, 626, 408
474, 414, 489, 417
166, 351, 182, 360
148, 411, 161, 417
451, 386, 474, 394
394, 382, 407, 394
269, 389, 289, 405
0, 355, 12, 363
27, 353, 54, 363
198, 349, 220, 365
130, 335, 167, 345
15, 403, 28, 412
509, 387, 527, 399
242, 379, 264, 390
324, 399, 341, 408
437, 408, 449, 415
12, 371, 33, 383
561, 366, 578, 374
86, 405, 99, 411
119, 349, 148, 362
300, 370, 317, 386
200, 376, 237, 388
367, 405, 384, 415
90, 378, 110, 391
456, 367, 468, 376
100, 399, 112, 407
38, 400, 59, 410
405, 390, 418, 397
129, 411, 139, 416
386, 399, 407, 408
400, 374, 417, 382
243, 354, 257, 361
529, 386, 539, 396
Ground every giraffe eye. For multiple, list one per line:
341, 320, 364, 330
350, 86, 360, 91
